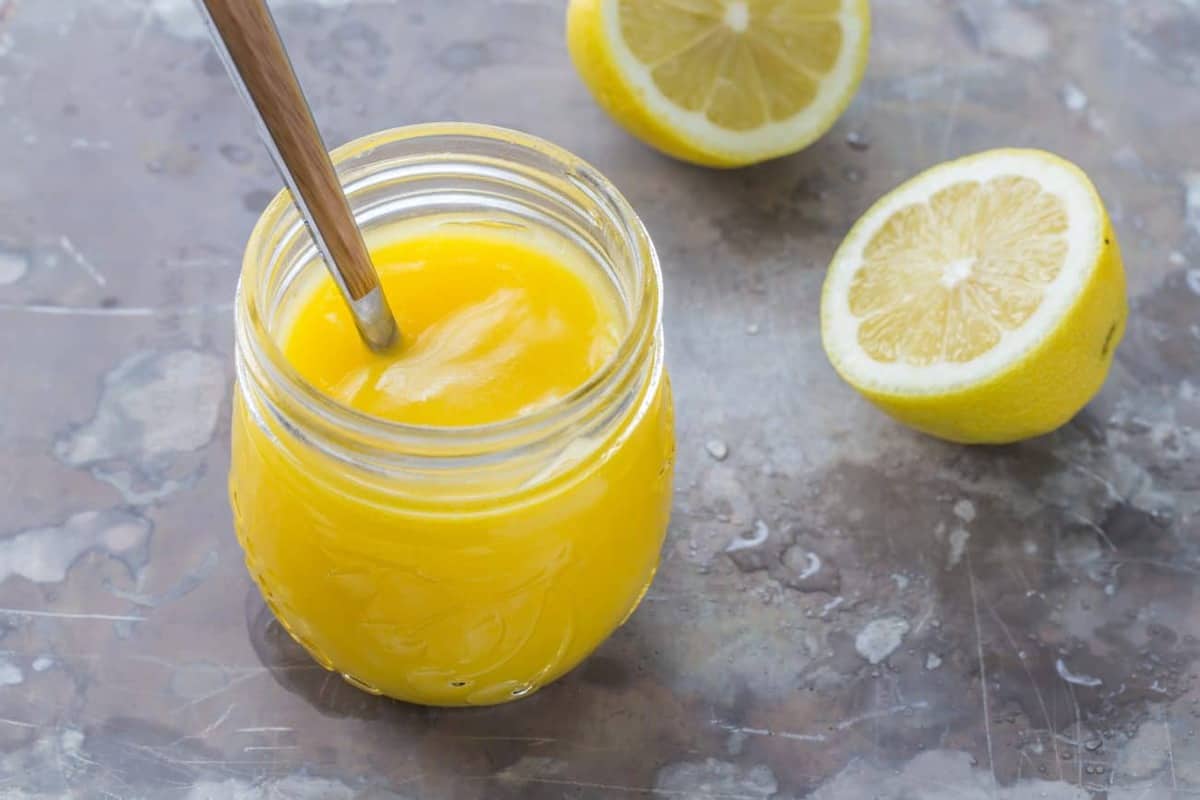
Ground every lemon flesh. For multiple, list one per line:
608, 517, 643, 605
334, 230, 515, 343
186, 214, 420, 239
567, 0, 871, 167
821, 149, 1127, 444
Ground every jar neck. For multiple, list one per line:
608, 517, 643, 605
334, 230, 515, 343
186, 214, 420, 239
235, 124, 663, 494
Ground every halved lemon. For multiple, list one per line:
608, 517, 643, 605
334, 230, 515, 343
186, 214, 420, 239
566, 0, 871, 168
820, 149, 1127, 444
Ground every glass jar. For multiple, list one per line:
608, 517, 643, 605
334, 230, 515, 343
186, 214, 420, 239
229, 124, 674, 706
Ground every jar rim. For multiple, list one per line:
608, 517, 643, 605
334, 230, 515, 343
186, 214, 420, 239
237, 122, 663, 459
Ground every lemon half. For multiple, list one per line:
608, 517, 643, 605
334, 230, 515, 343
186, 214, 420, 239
820, 149, 1127, 444
567, 0, 871, 167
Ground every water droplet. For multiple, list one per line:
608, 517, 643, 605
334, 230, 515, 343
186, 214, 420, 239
219, 143, 252, 165
705, 439, 729, 461
1060, 82, 1088, 112
845, 130, 870, 151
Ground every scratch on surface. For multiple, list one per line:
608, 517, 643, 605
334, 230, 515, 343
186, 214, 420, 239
0, 302, 233, 318
0, 716, 37, 728
1001, 557, 1035, 594
1055, 658, 1102, 688
474, 774, 766, 798
171, 670, 264, 712
939, 75, 966, 157
129, 1, 153, 49
236, 726, 294, 733
1067, 685, 1083, 786
983, 595, 1062, 778
912, 600, 935, 634
69, 137, 113, 151
59, 235, 107, 286
1016, 748, 1037, 782
871, 679, 882, 761
833, 701, 930, 731
1119, 558, 1200, 577
1064, 509, 1118, 552
196, 703, 234, 739
820, 596, 844, 616
966, 552, 999, 799
1165, 721, 1178, 790
711, 719, 827, 743
1060, 456, 1124, 504
0, 607, 145, 622
440, 734, 560, 745
243, 745, 299, 752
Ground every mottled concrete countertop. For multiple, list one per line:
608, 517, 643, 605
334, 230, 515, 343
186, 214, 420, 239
2, 0, 1199, 797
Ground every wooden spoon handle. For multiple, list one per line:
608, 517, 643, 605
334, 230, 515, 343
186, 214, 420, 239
197, 0, 398, 349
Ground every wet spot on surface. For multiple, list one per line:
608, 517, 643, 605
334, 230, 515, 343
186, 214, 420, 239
1126, 11, 1200, 86
241, 189, 275, 214
655, 758, 777, 798
111, 550, 218, 608
809, 749, 1090, 798
307, 20, 389, 77
218, 143, 252, 165
1119, 270, 1200, 386
854, 616, 909, 665
54, 349, 226, 504
181, 776, 363, 800
0, 509, 151, 585
956, 0, 1051, 61
0, 728, 89, 793
437, 41, 490, 73
710, 168, 838, 258
0, 657, 23, 686
579, 654, 631, 689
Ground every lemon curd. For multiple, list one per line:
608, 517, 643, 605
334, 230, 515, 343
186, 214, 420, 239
285, 233, 624, 427
229, 126, 673, 706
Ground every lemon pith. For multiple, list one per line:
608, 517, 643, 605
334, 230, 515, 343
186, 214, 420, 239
567, 0, 871, 167
820, 149, 1128, 444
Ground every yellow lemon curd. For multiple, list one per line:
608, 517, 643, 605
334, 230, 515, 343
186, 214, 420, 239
230, 224, 674, 706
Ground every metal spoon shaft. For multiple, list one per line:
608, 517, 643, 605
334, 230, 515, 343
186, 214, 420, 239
196, 0, 398, 351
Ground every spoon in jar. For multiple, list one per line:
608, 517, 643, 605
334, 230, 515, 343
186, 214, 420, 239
195, 0, 399, 351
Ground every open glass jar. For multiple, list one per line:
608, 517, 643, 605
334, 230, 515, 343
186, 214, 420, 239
229, 124, 674, 706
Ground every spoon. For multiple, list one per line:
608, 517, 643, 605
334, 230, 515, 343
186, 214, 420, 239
196, 0, 399, 351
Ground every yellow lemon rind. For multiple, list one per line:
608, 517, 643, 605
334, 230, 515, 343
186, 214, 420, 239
567, 0, 871, 168
820, 148, 1128, 444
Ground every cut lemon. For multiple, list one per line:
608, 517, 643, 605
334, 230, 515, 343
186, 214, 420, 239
566, 0, 871, 167
820, 149, 1127, 444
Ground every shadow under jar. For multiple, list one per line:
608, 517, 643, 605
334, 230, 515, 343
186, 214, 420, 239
229, 124, 675, 707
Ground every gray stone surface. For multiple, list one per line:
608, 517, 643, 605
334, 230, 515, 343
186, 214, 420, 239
1, 0, 1199, 796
